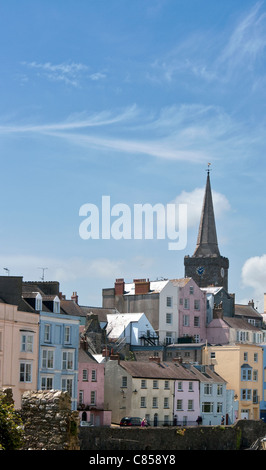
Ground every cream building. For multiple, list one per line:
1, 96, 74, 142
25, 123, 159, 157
104, 357, 200, 425
0, 302, 39, 408
202, 343, 263, 420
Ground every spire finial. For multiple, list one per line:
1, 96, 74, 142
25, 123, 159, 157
206, 162, 211, 174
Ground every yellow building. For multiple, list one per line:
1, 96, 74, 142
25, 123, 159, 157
202, 343, 263, 420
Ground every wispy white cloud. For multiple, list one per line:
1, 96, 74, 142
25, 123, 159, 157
219, 2, 266, 64
89, 72, 107, 81
21, 60, 106, 87
0, 105, 139, 133
21, 61, 88, 87
148, 2, 266, 86
0, 102, 261, 163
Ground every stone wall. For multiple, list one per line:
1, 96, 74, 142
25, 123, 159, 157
79, 420, 266, 451
19, 390, 80, 450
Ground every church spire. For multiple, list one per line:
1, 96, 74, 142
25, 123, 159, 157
193, 165, 220, 257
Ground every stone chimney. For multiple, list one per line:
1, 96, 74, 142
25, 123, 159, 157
213, 302, 223, 319
248, 299, 254, 308
71, 292, 78, 304
134, 279, 150, 295
114, 279, 125, 296
110, 353, 120, 364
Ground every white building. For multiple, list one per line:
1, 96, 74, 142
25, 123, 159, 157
106, 312, 157, 346
102, 278, 179, 344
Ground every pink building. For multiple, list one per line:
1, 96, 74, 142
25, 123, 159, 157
206, 318, 229, 344
173, 375, 200, 426
0, 302, 39, 409
78, 348, 111, 426
172, 278, 207, 343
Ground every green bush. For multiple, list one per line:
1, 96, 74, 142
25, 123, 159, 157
0, 395, 24, 450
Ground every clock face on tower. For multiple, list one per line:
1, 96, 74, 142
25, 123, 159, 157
196, 266, 205, 276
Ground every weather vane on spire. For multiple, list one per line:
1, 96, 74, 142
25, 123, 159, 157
206, 162, 211, 174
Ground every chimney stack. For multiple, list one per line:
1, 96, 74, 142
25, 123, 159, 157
115, 279, 125, 296
71, 291, 78, 304
134, 278, 150, 295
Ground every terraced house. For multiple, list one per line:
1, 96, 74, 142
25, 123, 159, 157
104, 356, 202, 426
203, 343, 263, 420
22, 281, 80, 411
0, 276, 80, 411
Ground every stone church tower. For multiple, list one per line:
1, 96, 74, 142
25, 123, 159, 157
184, 169, 229, 291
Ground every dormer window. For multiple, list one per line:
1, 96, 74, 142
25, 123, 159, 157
53, 296, 60, 313
35, 293, 42, 311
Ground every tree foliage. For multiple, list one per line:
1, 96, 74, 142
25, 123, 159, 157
0, 395, 24, 450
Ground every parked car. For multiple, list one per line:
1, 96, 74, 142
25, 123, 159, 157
120, 417, 142, 426
80, 421, 94, 427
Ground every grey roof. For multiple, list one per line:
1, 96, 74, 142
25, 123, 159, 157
193, 171, 220, 257
60, 300, 85, 316
78, 348, 98, 364
235, 304, 262, 319
80, 306, 117, 322
119, 360, 200, 381
223, 316, 261, 331
188, 365, 227, 384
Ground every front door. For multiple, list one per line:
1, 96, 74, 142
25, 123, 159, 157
240, 409, 249, 420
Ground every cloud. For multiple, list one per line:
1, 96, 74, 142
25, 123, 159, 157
148, 2, 266, 86
0, 102, 260, 164
21, 61, 106, 87
241, 254, 266, 296
0, 254, 126, 283
89, 72, 107, 81
0, 105, 139, 134
219, 2, 266, 68
21, 61, 88, 87
171, 187, 231, 229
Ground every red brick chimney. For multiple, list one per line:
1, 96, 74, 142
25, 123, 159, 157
115, 279, 125, 296
134, 279, 150, 295
102, 348, 110, 357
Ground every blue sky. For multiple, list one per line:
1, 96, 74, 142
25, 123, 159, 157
1, 0, 266, 310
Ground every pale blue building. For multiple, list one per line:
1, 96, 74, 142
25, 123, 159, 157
185, 364, 228, 425
38, 311, 80, 410
22, 281, 80, 411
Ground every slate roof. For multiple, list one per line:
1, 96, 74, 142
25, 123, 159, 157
78, 348, 98, 364
80, 306, 117, 323
223, 316, 261, 332
60, 299, 86, 316
119, 360, 199, 381
188, 365, 227, 384
235, 304, 262, 319
193, 171, 220, 257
